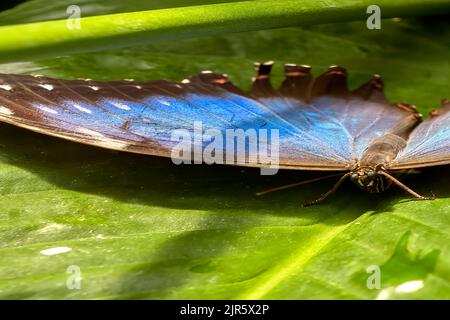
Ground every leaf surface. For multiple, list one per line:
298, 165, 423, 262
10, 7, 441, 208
0, 1, 449, 299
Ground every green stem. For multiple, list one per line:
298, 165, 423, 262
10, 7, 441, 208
0, 0, 448, 63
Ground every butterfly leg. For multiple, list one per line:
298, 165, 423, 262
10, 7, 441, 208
256, 173, 344, 196
303, 173, 352, 207
378, 171, 434, 200
384, 169, 419, 189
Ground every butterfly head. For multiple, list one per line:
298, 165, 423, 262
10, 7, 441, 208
350, 167, 385, 193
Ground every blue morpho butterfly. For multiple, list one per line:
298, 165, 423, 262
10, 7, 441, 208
0, 61, 448, 205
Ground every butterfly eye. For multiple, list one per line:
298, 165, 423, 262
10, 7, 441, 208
367, 171, 376, 178
350, 173, 359, 181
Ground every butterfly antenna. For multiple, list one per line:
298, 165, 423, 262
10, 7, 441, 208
256, 173, 344, 196
378, 171, 434, 200
303, 172, 352, 207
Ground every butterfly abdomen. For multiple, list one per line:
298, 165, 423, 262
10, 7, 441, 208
360, 113, 421, 168
359, 133, 408, 167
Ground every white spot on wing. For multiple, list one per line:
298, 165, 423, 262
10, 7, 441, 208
78, 127, 105, 138
100, 139, 129, 150
134, 85, 142, 89
40, 246, 72, 256
0, 106, 13, 115
89, 86, 100, 91
38, 84, 54, 91
181, 79, 190, 84
72, 103, 92, 114
37, 105, 58, 114
0, 84, 12, 91
108, 100, 131, 111
158, 99, 171, 106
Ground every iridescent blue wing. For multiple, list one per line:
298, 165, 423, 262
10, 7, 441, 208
248, 63, 418, 161
0, 63, 420, 170
0, 75, 167, 155
390, 100, 450, 169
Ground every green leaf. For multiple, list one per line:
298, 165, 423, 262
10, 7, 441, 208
0, 2, 449, 299
0, 0, 449, 63
0, 0, 245, 25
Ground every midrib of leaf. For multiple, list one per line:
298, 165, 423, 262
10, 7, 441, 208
0, 0, 449, 63
236, 222, 352, 299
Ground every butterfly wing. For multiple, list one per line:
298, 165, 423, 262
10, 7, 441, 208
389, 100, 450, 169
249, 63, 419, 163
0, 64, 422, 171
0, 74, 168, 155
